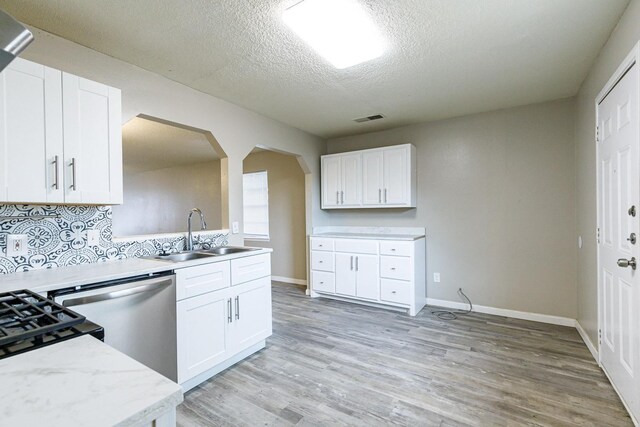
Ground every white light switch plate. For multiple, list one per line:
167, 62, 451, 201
232, 221, 240, 234
433, 272, 441, 283
7, 234, 28, 257
87, 229, 100, 246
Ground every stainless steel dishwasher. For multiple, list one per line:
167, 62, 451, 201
49, 271, 177, 381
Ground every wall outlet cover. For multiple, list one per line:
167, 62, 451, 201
433, 272, 441, 283
87, 229, 100, 246
7, 234, 28, 257
232, 221, 240, 234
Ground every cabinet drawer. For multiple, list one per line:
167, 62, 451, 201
311, 237, 334, 251
380, 241, 413, 257
231, 254, 271, 286
176, 261, 231, 300
380, 279, 411, 305
311, 251, 334, 272
312, 271, 335, 293
334, 238, 378, 255
380, 256, 412, 281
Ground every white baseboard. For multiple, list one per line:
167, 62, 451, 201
272, 276, 307, 286
575, 321, 599, 362
426, 298, 576, 327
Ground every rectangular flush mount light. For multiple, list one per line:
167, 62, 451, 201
283, 0, 385, 69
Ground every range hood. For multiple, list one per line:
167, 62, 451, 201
0, 9, 33, 72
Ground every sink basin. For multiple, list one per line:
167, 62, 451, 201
152, 251, 217, 262
199, 246, 260, 255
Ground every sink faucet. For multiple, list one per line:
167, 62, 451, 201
187, 208, 207, 251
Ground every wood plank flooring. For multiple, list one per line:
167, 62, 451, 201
177, 283, 632, 426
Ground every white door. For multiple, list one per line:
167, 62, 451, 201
322, 156, 341, 207
383, 146, 409, 205
177, 290, 231, 384
340, 153, 362, 207
63, 73, 123, 204
335, 253, 356, 296
355, 254, 379, 300
0, 58, 63, 203
362, 150, 384, 206
231, 277, 272, 352
597, 62, 640, 421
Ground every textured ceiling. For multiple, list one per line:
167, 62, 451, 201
122, 117, 219, 174
0, 0, 630, 138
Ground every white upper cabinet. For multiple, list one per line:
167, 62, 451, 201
321, 144, 416, 209
0, 58, 123, 205
321, 152, 362, 208
63, 73, 123, 204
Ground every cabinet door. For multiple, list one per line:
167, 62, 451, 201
231, 276, 272, 353
340, 153, 362, 206
335, 253, 356, 296
362, 150, 384, 206
0, 58, 63, 203
355, 254, 380, 300
176, 289, 231, 384
383, 146, 409, 205
322, 155, 341, 208
63, 73, 123, 204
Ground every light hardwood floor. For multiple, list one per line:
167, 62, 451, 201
177, 282, 632, 426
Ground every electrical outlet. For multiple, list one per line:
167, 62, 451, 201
433, 272, 441, 283
232, 221, 240, 234
7, 234, 28, 257
87, 229, 100, 246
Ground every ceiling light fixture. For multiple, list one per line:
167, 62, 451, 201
283, 0, 385, 69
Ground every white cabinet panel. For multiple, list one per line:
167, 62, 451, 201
0, 59, 63, 203
380, 241, 413, 257
310, 237, 334, 251
63, 73, 122, 204
176, 290, 230, 383
335, 253, 356, 296
312, 270, 335, 293
230, 277, 272, 353
340, 152, 361, 207
231, 253, 271, 286
322, 156, 341, 208
380, 279, 412, 305
311, 250, 334, 272
176, 261, 230, 300
362, 150, 384, 205
335, 238, 378, 255
383, 146, 409, 205
380, 256, 412, 281
355, 254, 379, 300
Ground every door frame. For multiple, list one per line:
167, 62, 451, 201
595, 41, 640, 423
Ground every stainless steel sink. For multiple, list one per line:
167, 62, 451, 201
199, 246, 260, 255
152, 251, 217, 262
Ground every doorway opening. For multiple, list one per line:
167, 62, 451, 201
242, 146, 310, 290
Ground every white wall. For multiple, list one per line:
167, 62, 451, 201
19, 27, 328, 245
575, 0, 640, 343
112, 160, 222, 236
243, 151, 306, 281
325, 98, 577, 318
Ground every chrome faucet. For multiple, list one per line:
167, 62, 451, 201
187, 208, 207, 251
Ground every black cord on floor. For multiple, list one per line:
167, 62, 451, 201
430, 288, 472, 320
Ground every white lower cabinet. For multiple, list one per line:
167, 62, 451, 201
176, 253, 272, 391
310, 237, 426, 316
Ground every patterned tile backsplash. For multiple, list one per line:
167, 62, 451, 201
0, 205, 228, 274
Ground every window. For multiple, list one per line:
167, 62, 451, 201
243, 171, 269, 239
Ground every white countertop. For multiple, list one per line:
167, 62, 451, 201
0, 335, 183, 427
0, 247, 272, 295
311, 232, 425, 241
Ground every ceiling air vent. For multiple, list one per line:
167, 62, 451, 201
353, 114, 385, 123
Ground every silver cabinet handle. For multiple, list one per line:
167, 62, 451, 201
350, 255, 354, 271
228, 298, 233, 323
62, 277, 173, 308
52, 155, 60, 189
70, 158, 77, 191
341, 191, 344, 204
384, 189, 387, 203
336, 191, 339, 204
356, 256, 359, 271
378, 189, 381, 203
235, 296, 240, 320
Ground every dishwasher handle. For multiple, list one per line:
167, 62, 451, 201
62, 277, 173, 308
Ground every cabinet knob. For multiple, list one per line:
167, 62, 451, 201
391, 291, 397, 294
320, 281, 324, 284
391, 267, 396, 270
391, 248, 396, 251
319, 260, 323, 263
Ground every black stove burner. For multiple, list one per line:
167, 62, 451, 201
0, 289, 103, 359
